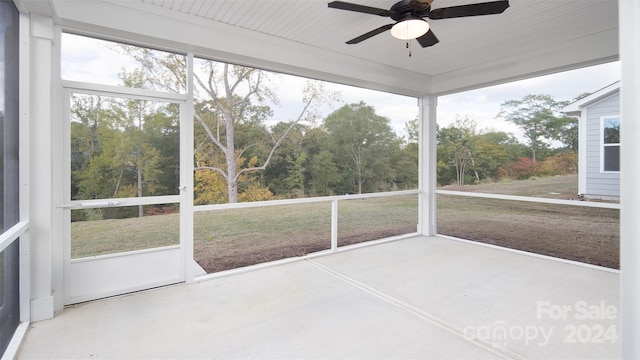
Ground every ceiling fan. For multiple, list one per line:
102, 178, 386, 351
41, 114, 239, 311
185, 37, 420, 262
328, 0, 509, 48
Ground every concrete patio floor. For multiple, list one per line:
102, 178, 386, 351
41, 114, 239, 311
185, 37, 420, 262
17, 236, 619, 359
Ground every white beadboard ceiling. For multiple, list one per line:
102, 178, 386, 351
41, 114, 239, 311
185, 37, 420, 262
19, 0, 619, 96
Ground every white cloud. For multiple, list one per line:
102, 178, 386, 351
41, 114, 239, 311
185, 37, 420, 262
437, 61, 621, 139
61, 33, 137, 86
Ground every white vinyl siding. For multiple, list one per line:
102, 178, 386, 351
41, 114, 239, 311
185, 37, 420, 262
584, 93, 620, 197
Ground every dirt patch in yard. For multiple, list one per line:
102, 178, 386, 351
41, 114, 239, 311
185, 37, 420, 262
195, 203, 619, 273
194, 225, 416, 273
194, 176, 619, 273
436, 196, 619, 269
437, 175, 619, 269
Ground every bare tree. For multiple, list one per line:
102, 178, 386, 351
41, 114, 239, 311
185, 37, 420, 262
119, 46, 338, 202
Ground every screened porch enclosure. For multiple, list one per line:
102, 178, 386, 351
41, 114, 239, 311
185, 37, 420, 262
6, 0, 640, 358
58, 31, 422, 304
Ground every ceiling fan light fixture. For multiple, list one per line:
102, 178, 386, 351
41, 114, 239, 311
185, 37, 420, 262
390, 18, 429, 40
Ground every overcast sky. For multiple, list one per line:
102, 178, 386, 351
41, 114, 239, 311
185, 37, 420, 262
266, 61, 620, 141
62, 33, 620, 141
436, 61, 621, 139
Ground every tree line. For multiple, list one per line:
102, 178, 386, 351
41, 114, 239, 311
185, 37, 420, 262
69, 42, 581, 218
70, 89, 418, 211
438, 93, 579, 187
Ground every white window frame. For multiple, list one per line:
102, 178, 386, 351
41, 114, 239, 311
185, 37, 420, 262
600, 115, 621, 173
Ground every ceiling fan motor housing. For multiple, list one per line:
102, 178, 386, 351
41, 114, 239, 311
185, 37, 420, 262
327, 0, 509, 48
390, 0, 431, 21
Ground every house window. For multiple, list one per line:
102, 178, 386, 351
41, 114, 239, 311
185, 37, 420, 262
602, 116, 620, 172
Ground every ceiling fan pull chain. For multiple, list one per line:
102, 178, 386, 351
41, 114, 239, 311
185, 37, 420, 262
408, 41, 412, 57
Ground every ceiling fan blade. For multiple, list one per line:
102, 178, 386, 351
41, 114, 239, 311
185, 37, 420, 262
428, 0, 509, 19
416, 29, 439, 47
346, 24, 394, 44
328, 1, 396, 17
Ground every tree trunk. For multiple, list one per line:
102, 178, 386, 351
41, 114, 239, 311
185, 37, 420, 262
137, 144, 144, 217
113, 167, 124, 198
226, 154, 238, 203
227, 175, 238, 203
224, 112, 239, 203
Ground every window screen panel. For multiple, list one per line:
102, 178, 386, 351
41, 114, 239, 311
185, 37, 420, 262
603, 145, 620, 172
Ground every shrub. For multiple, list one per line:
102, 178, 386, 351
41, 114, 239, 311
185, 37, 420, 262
238, 184, 276, 202
498, 157, 538, 180
538, 153, 578, 176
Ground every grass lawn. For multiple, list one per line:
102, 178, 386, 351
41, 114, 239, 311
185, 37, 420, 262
439, 174, 581, 199
193, 195, 418, 272
71, 174, 619, 272
71, 207, 180, 258
437, 196, 619, 268
71, 194, 419, 273
437, 174, 619, 269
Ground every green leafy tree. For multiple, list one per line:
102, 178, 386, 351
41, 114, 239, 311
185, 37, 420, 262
301, 127, 341, 196
437, 115, 477, 186
404, 116, 419, 144
476, 131, 527, 163
472, 131, 525, 181
263, 122, 310, 197
324, 102, 399, 194
70, 94, 108, 199
496, 94, 574, 162
114, 70, 169, 216
470, 138, 505, 181
309, 150, 341, 196
143, 103, 181, 197
70, 71, 176, 218
393, 117, 419, 190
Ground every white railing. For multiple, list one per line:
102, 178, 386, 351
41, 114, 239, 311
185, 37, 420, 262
0, 220, 29, 253
193, 189, 420, 253
190, 188, 619, 278
436, 190, 620, 209
194, 189, 420, 212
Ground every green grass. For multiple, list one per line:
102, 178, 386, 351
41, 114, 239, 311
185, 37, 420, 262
70, 174, 618, 271
440, 174, 580, 199
71, 209, 179, 258
71, 194, 419, 270
193, 195, 418, 272
338, 196, 418, 246
193, 201, 333, 243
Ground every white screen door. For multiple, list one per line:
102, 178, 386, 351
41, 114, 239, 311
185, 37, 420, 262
62, 88, 190, 305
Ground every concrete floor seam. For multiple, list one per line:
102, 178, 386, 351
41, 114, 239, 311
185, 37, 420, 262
305, 259, 526, 360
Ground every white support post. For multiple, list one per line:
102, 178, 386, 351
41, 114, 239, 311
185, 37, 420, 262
28, 14, 56, 321
619, 0, 640, 357
331, 199, 338, 250
418, 96, 437, 236
183, 53, 195, 283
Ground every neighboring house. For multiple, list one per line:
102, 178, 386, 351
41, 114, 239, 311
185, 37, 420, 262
563, 81, 620, 200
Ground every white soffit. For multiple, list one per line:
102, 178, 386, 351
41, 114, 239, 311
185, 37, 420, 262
30, 0, 619, 96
